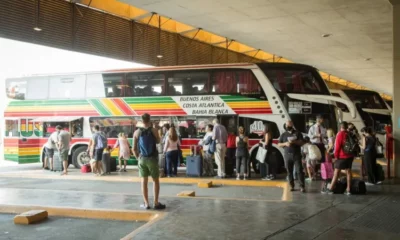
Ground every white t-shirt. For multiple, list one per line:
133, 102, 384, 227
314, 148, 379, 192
45, 131, 59, 149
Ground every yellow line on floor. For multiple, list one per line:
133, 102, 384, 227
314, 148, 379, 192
0, 204, 165, 240
353, 158, 387, 166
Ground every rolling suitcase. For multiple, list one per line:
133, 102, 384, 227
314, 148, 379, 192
110, 157, 117, 172
53, 150, 63, 172
350, 179, 367, 194
376, 163, 385, 182
102, 152, 111, 174
186, 146, 202, 177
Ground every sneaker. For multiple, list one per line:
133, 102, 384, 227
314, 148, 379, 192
118, 168, 123, 172
268, 176, 275, 180
140, 203, 150, 210
322, 189, 334, 194
243, 177, 247, 181
365, 182, 375, 186
262, 177, 270, 181
344, 191, 351, 196
376, 181, 382, 185
300, 188, 306, 193
236, 176, 240, 180
123, 169, 127, 172
306, 178, 312, 182
154, 202, 166, 210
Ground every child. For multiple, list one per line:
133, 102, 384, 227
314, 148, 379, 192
302, 136, 318, 181
112, 132, 131, 172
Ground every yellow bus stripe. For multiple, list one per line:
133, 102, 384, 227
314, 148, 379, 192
226, 102, 271, 108
101, 99, 124, 116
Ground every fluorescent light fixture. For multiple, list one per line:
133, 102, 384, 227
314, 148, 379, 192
33, 27, 42, 31
157, 54, 163, 59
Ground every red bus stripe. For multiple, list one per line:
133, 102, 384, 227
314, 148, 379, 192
112, 99, 137, 116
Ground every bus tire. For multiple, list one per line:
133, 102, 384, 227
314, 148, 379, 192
72, 146, 90, 169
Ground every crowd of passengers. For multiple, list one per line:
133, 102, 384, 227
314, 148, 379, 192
42, 114, 384, 195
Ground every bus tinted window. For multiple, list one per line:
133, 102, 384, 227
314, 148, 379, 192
6, 79, 27, 100
211, 70, 266, 99
89, 117, 135, 138
126, 72, 165, 96
262, 68, 328, 94
331, 93, 349, 112
167, 71, 209, 95
344, 90, 387, 109
103, 74, 126, 97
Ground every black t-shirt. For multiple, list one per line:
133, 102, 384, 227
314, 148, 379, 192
279, 130, 303, 155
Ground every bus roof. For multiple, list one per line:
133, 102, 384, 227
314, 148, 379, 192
6, 62, 317, 79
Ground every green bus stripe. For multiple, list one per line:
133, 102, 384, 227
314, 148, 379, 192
88, 99, 111, 116
4, 154, 18, 162
220, 96, 261, 102
19, 157, 40, 164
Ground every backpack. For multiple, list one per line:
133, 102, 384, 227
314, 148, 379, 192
95, 132, 107, 149
308, 144, 322, 161
208, 140, 216, 154
139, 127, 156, 157
343, 132, 359, 155
227, 134, 236, 148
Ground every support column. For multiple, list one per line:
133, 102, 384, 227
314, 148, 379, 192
390, 0, 400, 177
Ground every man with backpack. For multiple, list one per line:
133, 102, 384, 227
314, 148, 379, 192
132, 113, 166, 210
91, 125, 107, 176
322, 121, 354, 195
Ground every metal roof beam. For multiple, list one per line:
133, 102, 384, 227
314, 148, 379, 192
133, 12, 154, 20
179, 28, 201, 35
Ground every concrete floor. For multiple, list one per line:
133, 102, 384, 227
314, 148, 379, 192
0, 162, 399, 239
0, 214, 144, 240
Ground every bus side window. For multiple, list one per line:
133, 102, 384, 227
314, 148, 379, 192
331, 93, 349, 112
167, 71, 209, 95
126, 72, 165, 97
103, 73, 125, 97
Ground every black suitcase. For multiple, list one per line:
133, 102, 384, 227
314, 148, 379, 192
102, 153, 111, 174
350, 179, 366, 194
186, 146, 202, 177
52, 150, 63, 172
110, 157, 117, 172
225, 156, 234, 178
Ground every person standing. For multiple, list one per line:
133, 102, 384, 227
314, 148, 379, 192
163, 127, 180, 177
260, 123, 276, 180
112, 132, 131, 172
212, 118, 228, 179
323, 121, 354, 195
57, 127, 71, 176
44, 125, 62, 171
90, 125, 107, 176
199, 124, 215, 177
236, 126, 249, 180
132, 113, 166, 210
361, 127, 380, 185
278, 120, 306, 192
308, 115, 327, 162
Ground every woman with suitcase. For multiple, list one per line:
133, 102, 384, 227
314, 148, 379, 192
164, 127, 181, 177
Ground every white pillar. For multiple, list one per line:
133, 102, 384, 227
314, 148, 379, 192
390, 0, 400, 177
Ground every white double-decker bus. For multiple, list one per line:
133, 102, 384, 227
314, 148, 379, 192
3, 63, 354, 172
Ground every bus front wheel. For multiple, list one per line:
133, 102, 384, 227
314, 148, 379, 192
72, 146, 90, 169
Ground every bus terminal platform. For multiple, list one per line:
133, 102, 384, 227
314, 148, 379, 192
0, 161, 399, 239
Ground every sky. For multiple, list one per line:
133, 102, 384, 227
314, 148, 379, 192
0, 37, 149, 162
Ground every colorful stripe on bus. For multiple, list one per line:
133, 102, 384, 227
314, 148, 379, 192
5, 95, 271, 117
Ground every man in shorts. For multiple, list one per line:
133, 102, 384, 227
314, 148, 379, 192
44, 125, 62, 171
58, 127, 71, 176
91, 125, 106, 176
132, 113, 166, 210
323, 121, 354, 195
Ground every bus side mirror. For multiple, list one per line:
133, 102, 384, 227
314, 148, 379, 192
336, 108, 343, 123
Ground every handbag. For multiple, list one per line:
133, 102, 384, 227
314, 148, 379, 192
375, 137, 384, 158
256, 147, 268, 163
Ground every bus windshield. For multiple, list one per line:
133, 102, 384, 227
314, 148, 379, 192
258, 64, 330, 95
344, 90, 388, 110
